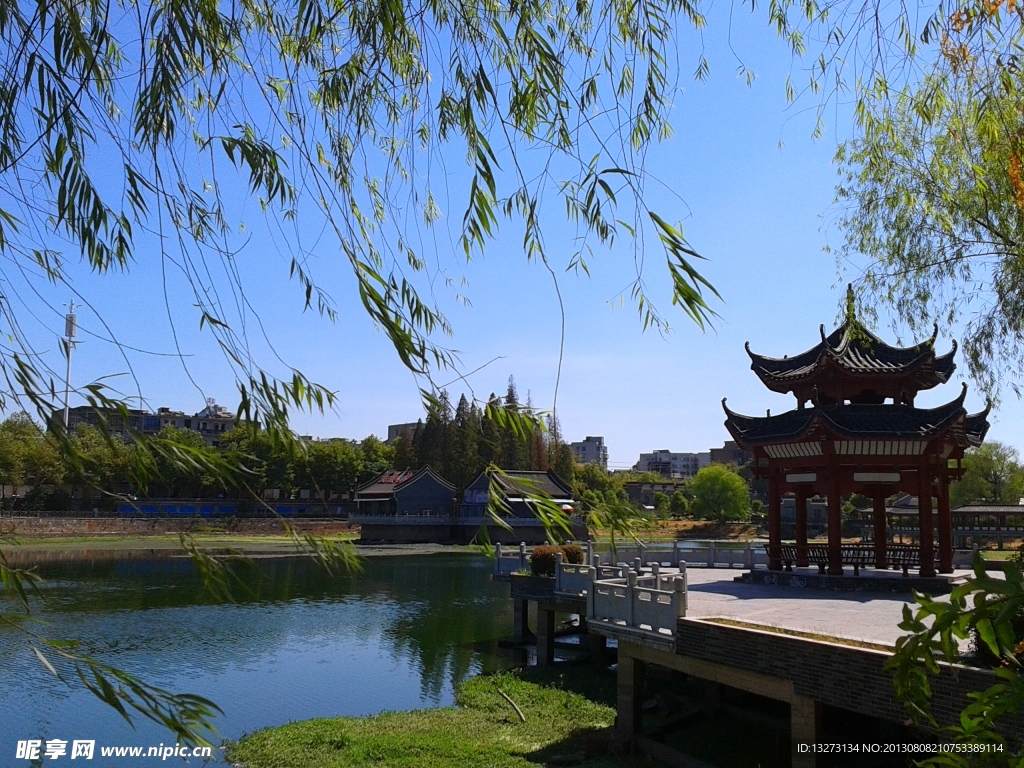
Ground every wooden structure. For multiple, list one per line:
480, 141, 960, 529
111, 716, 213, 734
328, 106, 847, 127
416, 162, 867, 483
724, 296, 989, 577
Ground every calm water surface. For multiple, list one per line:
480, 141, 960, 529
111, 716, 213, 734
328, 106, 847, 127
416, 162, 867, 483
0, 551, 518, 764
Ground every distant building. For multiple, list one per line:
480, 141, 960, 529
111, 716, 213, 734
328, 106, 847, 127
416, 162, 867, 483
387, 421, 423, 444
156, 407, 191, 430
625, 480, 687, 507
351, 466, 456, 542
709, 440, 750, 467
571, 436, 608, 469
460, 469, 585, 544
62, 405, 160, 438
57, 397, 238, 446
192, 398, 235, 446
633, 450, 710, 479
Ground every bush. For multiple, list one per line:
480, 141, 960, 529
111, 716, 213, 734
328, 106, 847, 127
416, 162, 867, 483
560, 543, 584, 564
530, 543, 585, 576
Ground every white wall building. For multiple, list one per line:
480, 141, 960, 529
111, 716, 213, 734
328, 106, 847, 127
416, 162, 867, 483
633, 449, 711, 479
571, 436, 608, 469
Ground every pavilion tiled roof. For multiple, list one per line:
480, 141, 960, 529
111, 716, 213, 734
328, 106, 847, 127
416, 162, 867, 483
745, 322, 957, 388
355, 466, 454, 497
722, 384, 990, 448
488, 470, 573, 500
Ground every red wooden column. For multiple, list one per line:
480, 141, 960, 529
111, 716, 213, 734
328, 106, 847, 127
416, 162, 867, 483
872, 493, 888, 569
768, 474, 782, 571
795, 487, 809, 567
918, 463, 937, 578
826, 454, 843, 576
937, 473, 953, 574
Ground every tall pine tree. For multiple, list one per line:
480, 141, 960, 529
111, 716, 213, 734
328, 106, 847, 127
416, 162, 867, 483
500, 376, 529, 470
449, 394, 482, 489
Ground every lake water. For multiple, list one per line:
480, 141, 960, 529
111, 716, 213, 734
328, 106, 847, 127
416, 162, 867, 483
0, 551, 522, 765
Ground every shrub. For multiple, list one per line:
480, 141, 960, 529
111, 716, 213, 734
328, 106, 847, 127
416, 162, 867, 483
560, 543, 584, 564
530, 544, 584, 576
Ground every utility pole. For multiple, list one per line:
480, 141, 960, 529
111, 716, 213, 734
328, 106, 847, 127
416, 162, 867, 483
63, 300, 77, 430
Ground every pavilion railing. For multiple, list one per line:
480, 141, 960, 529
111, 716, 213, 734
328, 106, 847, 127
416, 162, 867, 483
593, 541, 769, 570
587, 564, 687, 637
493, 540, 595, 576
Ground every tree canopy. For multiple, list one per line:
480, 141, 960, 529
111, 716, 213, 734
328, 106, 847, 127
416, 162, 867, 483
949, 442, 1024, 508
836, 68, 1024, 396
688, 464, 750, 521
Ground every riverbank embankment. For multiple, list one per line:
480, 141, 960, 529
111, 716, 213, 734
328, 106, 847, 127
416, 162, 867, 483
0, 515, 356, 539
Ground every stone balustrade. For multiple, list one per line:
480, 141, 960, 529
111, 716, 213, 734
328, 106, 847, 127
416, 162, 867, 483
587, 564, 688, 638
594, 541, 769, 570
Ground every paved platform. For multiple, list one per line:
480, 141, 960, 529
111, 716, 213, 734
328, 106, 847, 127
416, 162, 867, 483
683, 567, 976, 647
739, 566, 963, 594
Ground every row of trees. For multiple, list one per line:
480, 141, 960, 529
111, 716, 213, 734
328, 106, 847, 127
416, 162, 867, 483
391, 378, 576, 490
572, 461, 753, 522
0, 414, 396, 509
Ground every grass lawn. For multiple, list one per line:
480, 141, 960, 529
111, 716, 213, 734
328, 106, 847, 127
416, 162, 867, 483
981, 550, 1022, 561
227, 668, 667, 768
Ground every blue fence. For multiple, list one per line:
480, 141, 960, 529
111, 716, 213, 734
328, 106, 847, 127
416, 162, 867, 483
116, 501, 350, 518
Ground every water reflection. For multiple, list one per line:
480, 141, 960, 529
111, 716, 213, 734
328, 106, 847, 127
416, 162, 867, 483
0, 551, 516, 764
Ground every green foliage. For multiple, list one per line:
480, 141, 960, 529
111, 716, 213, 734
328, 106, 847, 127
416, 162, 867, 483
228, 670, 662, 768
529, 543, 585, 576
408, 381, 572, 491
689, 465, 750, 522
0, 412, 397, 507
670, 491, 689, 518
888, 556, 1024, 765
653, 491, 671, 519
951, 443, 1024, 508
836, 64, 1024, 396
573, 463, 621, 497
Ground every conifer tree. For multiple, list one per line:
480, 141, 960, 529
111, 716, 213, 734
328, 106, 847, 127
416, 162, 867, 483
416, 391, 453, 476
500, 377, 529, 470
391, 429, 418, 471
449, 394, 482, 489
546, 414, 576, 483
478, 394, 502, 469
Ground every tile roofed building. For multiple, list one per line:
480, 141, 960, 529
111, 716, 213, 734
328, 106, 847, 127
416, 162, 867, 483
353, 466, 455, 523
482, 470, 574, 502
746, 296, 957, 405
458, 469, 585, 543
723, 286, 990, 578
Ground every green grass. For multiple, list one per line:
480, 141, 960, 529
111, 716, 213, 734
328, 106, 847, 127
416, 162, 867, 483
227, 670, 666, 768
981, 550, 1021, 561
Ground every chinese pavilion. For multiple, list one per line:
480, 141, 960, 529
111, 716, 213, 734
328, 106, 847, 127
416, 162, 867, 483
723, 296, 990, 578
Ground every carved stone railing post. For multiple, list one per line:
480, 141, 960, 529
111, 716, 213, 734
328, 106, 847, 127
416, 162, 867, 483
675, 573, 688, 618
627, 570, 637, 627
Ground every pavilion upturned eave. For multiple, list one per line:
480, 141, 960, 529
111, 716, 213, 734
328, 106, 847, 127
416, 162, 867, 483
722, 385, 989, 454
745, 322, 957, 399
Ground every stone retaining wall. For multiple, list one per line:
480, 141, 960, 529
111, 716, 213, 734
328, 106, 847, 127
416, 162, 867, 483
675, 618, 1022, 737
0, 516, 354, 537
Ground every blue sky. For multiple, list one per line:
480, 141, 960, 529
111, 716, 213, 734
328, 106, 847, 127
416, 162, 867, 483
15, 9, 1022, 471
